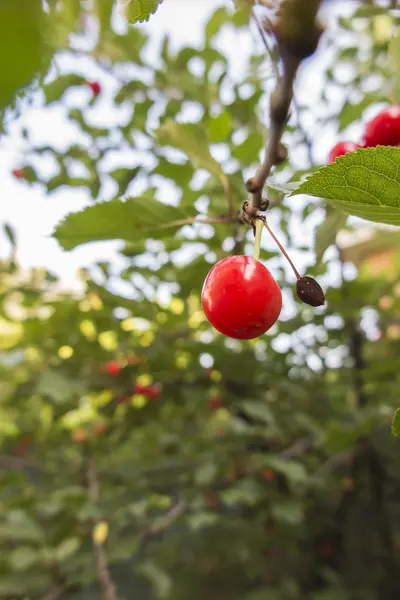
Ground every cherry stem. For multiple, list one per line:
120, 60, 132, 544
263, 219, 301, 280
253, 218, 264, 261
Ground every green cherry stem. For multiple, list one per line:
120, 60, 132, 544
263, 219, 301, 280
253, 218, 264, 261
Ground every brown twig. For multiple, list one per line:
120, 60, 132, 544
86, 457, 119, 600
263, 218, 301, 278
246, 0, 323, 209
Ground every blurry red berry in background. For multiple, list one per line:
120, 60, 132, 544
104, 360, 121, 376
208, 396, 222, 409
363, 106, 400, 148
261, 469, 275, 482
12, 168, 25, 179
328, 141, 360, 163
87, 80, 101, 96
133, 383, 161, 399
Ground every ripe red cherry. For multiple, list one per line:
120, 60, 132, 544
363, 106, 400, 147
104, 360, 121, 376
328, 141, 360, 163
87, 81, 101, 96
133, 383, 160, 399
12, 168, 25, 179
201, 256, 282, 340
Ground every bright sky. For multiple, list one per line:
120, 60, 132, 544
0, 0, 360, 291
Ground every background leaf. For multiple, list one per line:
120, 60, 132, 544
53, 197, 197, 250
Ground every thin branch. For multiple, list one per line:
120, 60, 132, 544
86, 458, 119, 600
246, 0, 323, 209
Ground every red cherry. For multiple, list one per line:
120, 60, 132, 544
87, 81, 101, 96
133, 383, 160, 399
363, 106, 400, 147
201, 256, 282, 340
12, 168, 25, 179
328, 141, 360, 163
104, 360, 121, 376
208, 396, 222, 409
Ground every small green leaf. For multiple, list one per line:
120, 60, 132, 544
109, 166, 141, 196
315, 207, 348, 263
156, 120, 224, 178
265, 456, 307, 486
37, 370, 84, 404
53, 196, 197, 251
391, 408, 400, 436
205, 7, 230, 42
54, 537, 80, 561
291, 147, 400, 226
239, 401, 275, 425
3, 223, 16, 248
271, 500, 303, 525
9, 547, 39, 571
43, 74, 85, 104
122, 0, 163, 24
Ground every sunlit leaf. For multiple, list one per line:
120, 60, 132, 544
292, 147, 400, 225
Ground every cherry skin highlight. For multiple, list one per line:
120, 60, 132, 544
201, 256, 282, 340
328, 141, 360, 163
363, 106, 400, 148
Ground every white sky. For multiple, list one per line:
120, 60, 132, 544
0, 0, 362, 290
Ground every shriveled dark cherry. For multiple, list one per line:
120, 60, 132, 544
201, 256, 282, 340
328, 141, 360, 163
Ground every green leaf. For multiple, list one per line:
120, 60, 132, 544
53, 197, 197, 251
315, 207, 348, 263
122, 0, 163, 24
271, 500, 303, 526
205, 7, 230, 42
109, 166, 141, 196
0, 0, 51, 110
391, 408, 400, 436
43, 74, 85, 104
239, 400, 275, 425
291, 146, 400, 225
54, 537, 80, 561
9, 547, 39, 571
265, 456, 307, 486
3, 223, 16, 248
37, 370, 84, 404
206, 111, 232, 144
156, 120, 224, 178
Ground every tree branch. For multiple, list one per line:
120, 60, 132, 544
246, 0, 323, 209
86, 457, 119, 600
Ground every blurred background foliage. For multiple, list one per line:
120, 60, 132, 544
1, 0, 400, 599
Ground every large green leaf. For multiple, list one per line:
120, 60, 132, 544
156, 120, 224, 178
122, 0, 163, 23
0, 0, 51, 110
53, 197, 198, 250
291, 147, 400, 225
